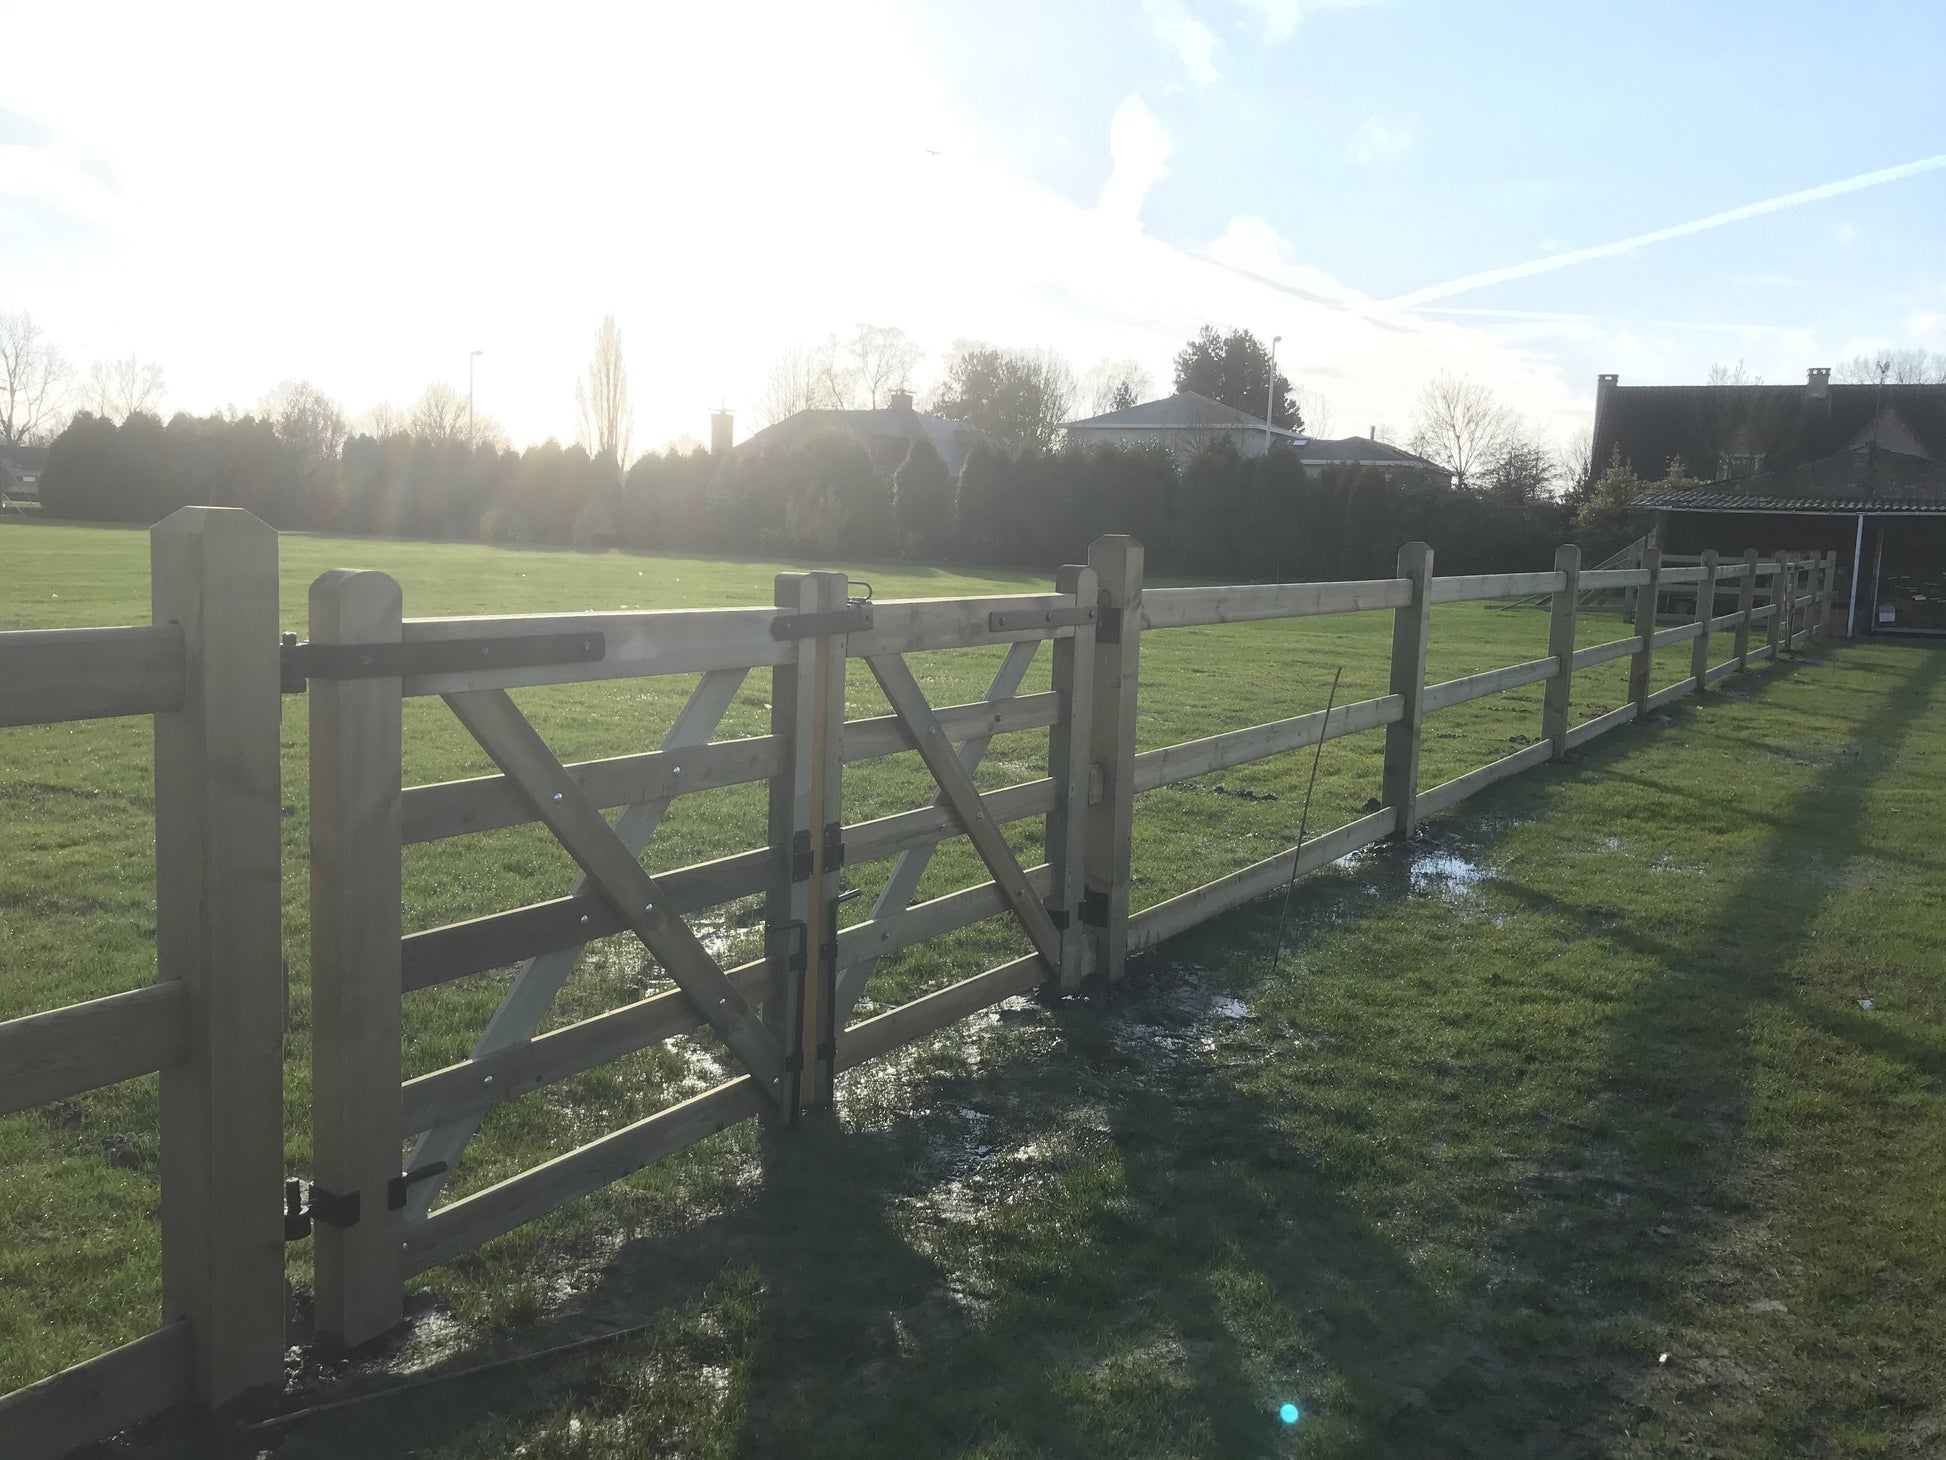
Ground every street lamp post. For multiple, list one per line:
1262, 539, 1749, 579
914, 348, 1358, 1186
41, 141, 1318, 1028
1264, 335, 1283, 455
468, 349, 483, 444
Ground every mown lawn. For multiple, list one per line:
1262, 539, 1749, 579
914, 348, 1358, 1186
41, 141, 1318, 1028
3, 517, 1941, 1456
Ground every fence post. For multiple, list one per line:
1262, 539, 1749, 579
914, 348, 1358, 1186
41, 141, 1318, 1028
803, 572, 847, 1113
1691, 549, 1718, 692
309, 569, 404, 1348
1734, 548, 1758, 670
1817, 550, 1838, 640
1047, 564, 1098, 993
1084, 536, 1142, 983
1768, 552, 1789, 658
1381, 541, 1433, 838
1542, 543, 1578, 760
150, 508, 285, 1407
1629, 544, 1661, 714
1777, 552, 1798, 656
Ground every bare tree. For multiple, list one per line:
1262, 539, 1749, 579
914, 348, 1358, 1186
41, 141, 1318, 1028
85, 354, 167, 422
850, 324, 922, 409
574, 313, 634, 468
410, 382, 505, 449
0, 310, 72, 445
1083, 358, 1151, 416
1834, 349, 1946, 385
358, 401, 407, 438
1484, 431, 1557, 504
1292, 386, 1332, 438
1556, 426, 1595, 500
1408, 374, 1516, 489
262, 380, 348, 476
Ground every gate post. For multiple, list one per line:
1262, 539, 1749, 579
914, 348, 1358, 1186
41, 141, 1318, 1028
151, 507, 285, 1405
765, 571, 847, 1119
1629, 544, 1661, 713
1816, 550, 1838, 640
1381, 541, 1432, 838
1775, 553, 1797, 656
1691, 549, 1719, 692
1542, 542, 1579, 760
308, 570, 404, 1347
1083, 536, 1142, 983
1734, 548, 1758, 670
1046, 564, 1097, 992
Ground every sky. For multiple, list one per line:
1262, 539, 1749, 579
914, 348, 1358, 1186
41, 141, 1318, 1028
4, 0, 1945, 455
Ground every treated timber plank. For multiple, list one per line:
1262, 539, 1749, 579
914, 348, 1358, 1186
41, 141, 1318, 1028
1127, 808, 1398, 953
847, 595, 1076, 656
398, 607, 785, 695
1657, 566, 1708, 585
0, 1321, 193, 1460
0, 623, 185, 728
1085, 536, 1144, 981
865, 653, 1062, 971
1046, 565, 1096, 993
1571, 636, 1638, 671
834, 954, 1045, 1074
1414, 740, 1554, 820
442, 688, 787, 1101
1422, 657, 1557, 715
1427, 570, 1563, 604
1138, 577, 1410, 628
1651, 621, 1703, 648
0, 983, 189, 1114
1564, 701, 1638, 749
406, 1077, 766, 1275
1645, 680, 1694, 712
1703, 661, 1740, 686
1130, 694, 1401, 792
1579, 568, 1651, 590
838, 864, 1055, 969
400, 958, 781, 1134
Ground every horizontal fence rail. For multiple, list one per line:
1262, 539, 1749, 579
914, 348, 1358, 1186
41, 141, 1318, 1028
4, 521, 1837, 1451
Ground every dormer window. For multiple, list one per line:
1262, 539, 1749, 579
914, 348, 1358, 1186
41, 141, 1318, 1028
1717, 452, 1764, 480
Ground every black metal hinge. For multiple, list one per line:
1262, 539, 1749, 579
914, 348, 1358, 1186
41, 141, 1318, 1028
1046, 903, 1072, 931
822, 820, 845, 873
790, 828, 813, 882
280, 631, 605, 694
771, 607, 873, 640
284, 1181, 360, 1241
988, 605, 1099, 632
388, 1161, 450, 1211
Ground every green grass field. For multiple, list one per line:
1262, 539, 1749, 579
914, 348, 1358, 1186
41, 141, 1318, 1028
3, 517, 1943, 1456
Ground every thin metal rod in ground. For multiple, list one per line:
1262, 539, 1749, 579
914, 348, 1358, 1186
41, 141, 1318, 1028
1263, 665, 1342, 979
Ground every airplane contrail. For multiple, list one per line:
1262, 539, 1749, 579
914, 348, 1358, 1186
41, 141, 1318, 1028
1380, 152, 1946, 311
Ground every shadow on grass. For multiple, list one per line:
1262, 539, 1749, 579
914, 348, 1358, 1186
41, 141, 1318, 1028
158, 645, 1944, 1459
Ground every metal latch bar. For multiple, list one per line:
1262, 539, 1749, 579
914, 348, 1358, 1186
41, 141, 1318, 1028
281, 631, 605, 693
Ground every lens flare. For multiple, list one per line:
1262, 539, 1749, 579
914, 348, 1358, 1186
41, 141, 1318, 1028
1280, 1402, 1300, 1425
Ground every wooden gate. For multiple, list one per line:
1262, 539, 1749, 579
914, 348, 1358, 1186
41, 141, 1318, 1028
300, 562, 1105, 1345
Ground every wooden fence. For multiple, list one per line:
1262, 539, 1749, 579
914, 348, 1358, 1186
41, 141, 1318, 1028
0, 508, 1839, 1455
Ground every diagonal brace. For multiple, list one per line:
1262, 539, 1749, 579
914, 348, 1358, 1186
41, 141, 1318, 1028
864, 653, 1062, 972
443, 688, 787, 1105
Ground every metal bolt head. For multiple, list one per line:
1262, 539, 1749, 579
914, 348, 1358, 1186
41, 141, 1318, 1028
552, 791, 564, 802
483, 1074, 494, 1085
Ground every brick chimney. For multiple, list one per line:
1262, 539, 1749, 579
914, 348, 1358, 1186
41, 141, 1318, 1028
887, 388, 914, 413
1806, 366, 1830, 401
709, 409, 734, 457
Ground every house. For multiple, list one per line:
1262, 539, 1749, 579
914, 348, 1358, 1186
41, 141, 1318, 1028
1600, 368, 1946, 637
0, 445, 46, 511
1295, 431, 1445, 483
1061, 389, 1303, 461
732, 390, 986, 478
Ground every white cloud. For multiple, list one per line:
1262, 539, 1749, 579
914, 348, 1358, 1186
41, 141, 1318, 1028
1098, 96, 1175, 229
1348, 113, 1415, 167
1143, 0, 1220, 87
1832, 221, 1862, 245
1235, 0, 1385, 45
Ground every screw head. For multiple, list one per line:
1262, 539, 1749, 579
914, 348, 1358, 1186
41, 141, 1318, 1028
552, 791, 564, 802
483, 1074, 494, 1085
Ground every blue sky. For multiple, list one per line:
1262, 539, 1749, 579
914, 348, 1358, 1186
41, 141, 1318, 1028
4, 0, 1943, 451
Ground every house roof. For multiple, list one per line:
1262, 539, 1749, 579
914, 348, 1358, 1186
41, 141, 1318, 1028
1063, 390, 1302, 438
0, 445, 49, 476
1296, 436, 1442, 471
1635, 446, 1946, 513
739, 402, 986, 477
1592, 373, 1946, 483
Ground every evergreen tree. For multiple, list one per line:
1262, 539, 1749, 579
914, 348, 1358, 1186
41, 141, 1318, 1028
892, 436, 954, 560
